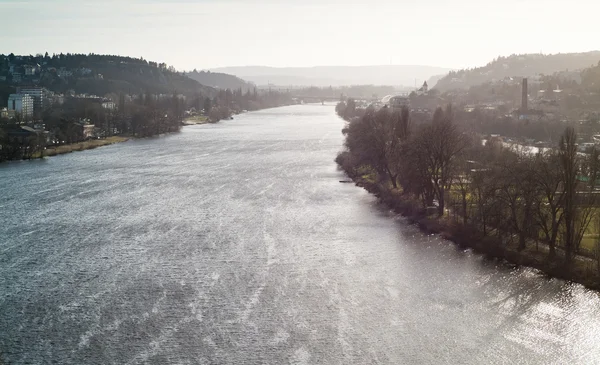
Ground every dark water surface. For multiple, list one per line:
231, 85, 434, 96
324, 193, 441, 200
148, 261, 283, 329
1, 105, 599, 364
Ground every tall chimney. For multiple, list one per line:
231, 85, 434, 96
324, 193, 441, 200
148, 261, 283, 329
522, 78, 528, 112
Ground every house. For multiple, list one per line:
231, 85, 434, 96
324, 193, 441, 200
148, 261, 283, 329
74, 120, 95, 140
2, 125, 45, 145
23, 65, 35, 76
11, 72, 22, 83
0, 107, 10, 119
102, 101, 116, 110
57, 67, 73, 78
388, 95, 409, 110
78, 68, 92, 76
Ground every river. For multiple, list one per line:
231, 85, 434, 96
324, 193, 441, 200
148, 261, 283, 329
1, 104, 599, 364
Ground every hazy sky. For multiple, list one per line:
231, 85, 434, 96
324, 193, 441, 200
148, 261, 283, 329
1, 0, 598, 70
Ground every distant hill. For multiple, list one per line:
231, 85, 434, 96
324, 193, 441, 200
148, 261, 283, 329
186, 70, 253, 91
0, 53, 216, 99
581, 61, 600, 90
426, 74, 447, 89
209, 65, 453, 87
434, 51, 600, 92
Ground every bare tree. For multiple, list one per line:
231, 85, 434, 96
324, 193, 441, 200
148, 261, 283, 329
470, 168, 498, 236
533, 150, 564, 256
403, 130, 436, 207
416, 106, 470, 216
495, 155, 540, 250
345, 106, 410, 189
594, 215, 600, 274
559, 127, 598, 265
560, 127, 579, 265
573, 148, 600, 255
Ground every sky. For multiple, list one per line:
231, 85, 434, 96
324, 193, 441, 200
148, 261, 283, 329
1, 0, 598, 71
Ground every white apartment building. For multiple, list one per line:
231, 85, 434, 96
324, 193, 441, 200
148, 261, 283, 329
7, 94, 34, 120
17, 86, 46, 114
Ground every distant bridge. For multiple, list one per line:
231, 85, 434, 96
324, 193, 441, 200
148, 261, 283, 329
290, 95, 379, 103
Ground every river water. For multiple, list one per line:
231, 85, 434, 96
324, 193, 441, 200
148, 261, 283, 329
1, 104, 599, 364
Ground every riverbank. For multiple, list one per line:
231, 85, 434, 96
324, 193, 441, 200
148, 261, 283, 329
182, 115, 209, 125
340, 166, 600, 291
40, 136, 129, 158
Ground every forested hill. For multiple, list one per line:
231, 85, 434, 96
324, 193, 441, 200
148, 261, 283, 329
434, 51, 600, 91
581, 61, 600, 90
186, 70, 253, 91
0, 53, 216, 97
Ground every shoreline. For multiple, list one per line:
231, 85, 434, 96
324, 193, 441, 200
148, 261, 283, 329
340, 166, 600, 292
40, 136, 130, 158
8, 105, 293, 163
182, 115, 210, 125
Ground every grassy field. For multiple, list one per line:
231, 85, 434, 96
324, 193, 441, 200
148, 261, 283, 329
446, 186, 600, 256
39, 136, 129, 158
581, 235, 599, 253
183, 115, 209, 125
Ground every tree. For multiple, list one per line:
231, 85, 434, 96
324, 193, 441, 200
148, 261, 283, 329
560, 127, 579, 265
496, 154, 540, 250
343, 106, 409, 189
594, 216, 600, 274
559, 127, 598, 266
192, 92, 202, 112
376, 107, 411, 188
573, 148, 600, 255
415, 106, 469, 216
344, 98, 356, 120
470, 163, 500, 237
203, 97, 212, 115
533, 150, 564, 256
452, 157, 473, 225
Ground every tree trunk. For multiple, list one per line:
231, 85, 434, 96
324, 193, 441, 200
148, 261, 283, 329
549, 224, 558, 259
518, 232, 526, 251
438, 188, 445, 217
462, 192, 468, 225
385, 166, 397, 189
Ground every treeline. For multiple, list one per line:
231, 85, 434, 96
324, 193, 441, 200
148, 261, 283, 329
209, 88, 291, 113
2, 52, 177, 72
0, 53, 215, 97
338, 94, 599, 144
336, 101, 600, 284
292, 85, 397, 99
0, 93, 186, 161
186, 70, 251, 91
191, 88, 291, 122
1, 87, 293, 161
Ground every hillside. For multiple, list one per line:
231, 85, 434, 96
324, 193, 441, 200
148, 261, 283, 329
210, 65, 453, 87
581, 61, 600, 90
186, 70, 253, 91
434, 51, 600, 92
0, 53, 216, 100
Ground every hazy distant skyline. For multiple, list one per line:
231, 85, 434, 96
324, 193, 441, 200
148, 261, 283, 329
1, 0, 598, 71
